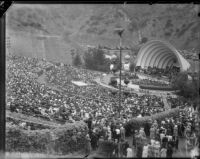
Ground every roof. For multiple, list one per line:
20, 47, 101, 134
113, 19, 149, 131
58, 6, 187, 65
135, 40, 191, 71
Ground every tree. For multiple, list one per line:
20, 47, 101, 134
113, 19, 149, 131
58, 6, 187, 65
70, 49, 75, 58
172, 72, 199, 109
140, 37, 148, 44
83, 47, 110, 72
72, 53, 82, 67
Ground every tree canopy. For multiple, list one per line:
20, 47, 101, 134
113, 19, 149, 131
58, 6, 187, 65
83, 47, 110, 72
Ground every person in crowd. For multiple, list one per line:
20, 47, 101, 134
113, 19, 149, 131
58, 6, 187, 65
142, 142, 149, 158
162, 134, 168, 148
85, 134, 92, 156
7, 54, 199, 157
139, 127, 146, 139
113, 139, 119, 157
154, 141, 161, 158
126, 144, 133, 158
148, 140, 155, 158
150, 125, 156, 140
166, 142, 173, 158
160, 145, 167, 157
173, 125, 179, 150
120, 124, 126, 141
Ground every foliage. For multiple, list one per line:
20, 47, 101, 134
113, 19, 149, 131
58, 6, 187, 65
72, 53, 82, 67
140, 37, 148, 44
124, 108, 180, 136
83, 47, 110, 72
172, 72, 199, 101
6, 121, 88, 155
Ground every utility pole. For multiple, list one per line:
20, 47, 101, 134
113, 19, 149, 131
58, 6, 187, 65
114, 27, 124, 117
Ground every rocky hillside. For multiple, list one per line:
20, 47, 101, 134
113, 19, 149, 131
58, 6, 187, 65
6, 4, 200, 63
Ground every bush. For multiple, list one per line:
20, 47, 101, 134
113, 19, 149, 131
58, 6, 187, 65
6, 121, 88, 155
72, 53, 82, 67
124, 108, 180, 136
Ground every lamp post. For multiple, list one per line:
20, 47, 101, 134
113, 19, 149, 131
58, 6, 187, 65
114, 27, 124, 117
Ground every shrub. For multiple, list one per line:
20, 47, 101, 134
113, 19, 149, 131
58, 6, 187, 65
124, 108, 180, 136
6, 121, 88, 155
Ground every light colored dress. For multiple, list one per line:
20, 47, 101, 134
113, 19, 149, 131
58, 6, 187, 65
160, 148, 167, 157
127, 147, 133, 157
142, 145, 149, 157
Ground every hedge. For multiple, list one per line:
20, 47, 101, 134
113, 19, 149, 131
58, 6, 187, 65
6, 121, 88, 155
124, 108, 180, 136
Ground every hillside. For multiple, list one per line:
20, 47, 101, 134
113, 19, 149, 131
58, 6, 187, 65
6, 4, 200, 64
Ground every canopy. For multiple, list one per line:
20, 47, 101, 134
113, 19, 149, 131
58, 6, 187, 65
135, 40, 191, 71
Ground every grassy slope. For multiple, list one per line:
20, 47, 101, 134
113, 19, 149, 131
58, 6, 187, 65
6, 4, 200, 64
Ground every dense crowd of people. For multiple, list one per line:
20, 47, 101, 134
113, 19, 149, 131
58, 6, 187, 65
84, 105, 199, 158
6, 55, 167, 126
131, 78, 170, 87
6, 54, 199, 158
166, 96, 187, 109
135, 66, 180, 80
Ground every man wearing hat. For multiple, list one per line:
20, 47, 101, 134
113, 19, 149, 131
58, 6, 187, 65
173, 125, 179, 150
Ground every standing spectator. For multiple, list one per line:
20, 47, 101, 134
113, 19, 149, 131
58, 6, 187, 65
142, 142, 149, 158
127, 144, 133, 158
90, 132, 98, 150
144, 119, 151, 137
120, 124, 126, 141
85, 134, 92, 156
160, 129, 165, 146
160, 146, 167, 157
154, 141, 161, 157
166, 142, 173, 158
148, 140, 154, 158
113, 139, 119, 157
162, 134, 168, 148
139, 127, 146, 139
150, 126, 156, 140
121, 140, 129, 157
173, 125, 179, 150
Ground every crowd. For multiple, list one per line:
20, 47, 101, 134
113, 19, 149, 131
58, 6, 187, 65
131, 78, 170, 87
84, 105, 199, 158
6, 54, 199, 158
167, 96, 187, 109
135, 66, 179, 79
7, 55, 165, 125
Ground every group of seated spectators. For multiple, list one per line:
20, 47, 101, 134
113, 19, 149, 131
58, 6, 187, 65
131, 78, 170, 87
7, 55, 166, 125
135, 66, 180, 79
167, 96, 188, 109
7, 54, 199, 158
